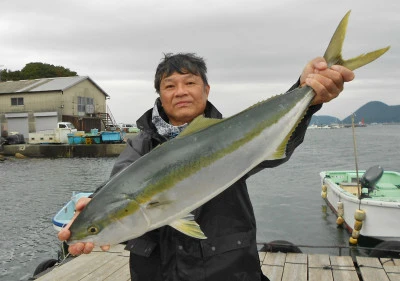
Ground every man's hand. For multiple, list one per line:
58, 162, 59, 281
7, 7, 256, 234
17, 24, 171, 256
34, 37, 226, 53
57, 197, 110, 255
300, 57, 355, 105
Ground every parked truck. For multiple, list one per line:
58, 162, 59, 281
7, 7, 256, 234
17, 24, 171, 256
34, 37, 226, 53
29, 122, 78, 144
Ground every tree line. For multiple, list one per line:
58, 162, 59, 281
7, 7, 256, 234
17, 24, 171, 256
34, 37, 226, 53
0, 62, 77, 81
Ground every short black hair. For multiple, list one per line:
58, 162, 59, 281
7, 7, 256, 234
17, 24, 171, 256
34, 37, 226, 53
154, 53, 208, 94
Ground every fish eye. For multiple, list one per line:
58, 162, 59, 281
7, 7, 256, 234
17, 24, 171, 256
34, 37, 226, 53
87, 225, 99, 235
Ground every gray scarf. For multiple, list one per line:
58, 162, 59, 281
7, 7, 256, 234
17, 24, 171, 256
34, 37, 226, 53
151, 101, 188, 140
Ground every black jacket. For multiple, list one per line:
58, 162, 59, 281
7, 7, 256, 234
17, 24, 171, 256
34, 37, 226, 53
105, 94, 320, 281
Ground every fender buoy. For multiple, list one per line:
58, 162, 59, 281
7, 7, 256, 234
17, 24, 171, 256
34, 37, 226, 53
260, 240, 302, 253
349, 237, 358, 245
354, 209, 366, 221
349, 209, 366, 244
321, 185, 328, 199
33, 258, 58, 276
354, 220, 363, 231
336, 217, 344, 225
351, 230, 360, 239
336, 201, 344, 225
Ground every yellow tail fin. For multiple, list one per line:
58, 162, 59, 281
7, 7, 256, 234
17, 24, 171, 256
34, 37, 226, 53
324, 10, 390, 70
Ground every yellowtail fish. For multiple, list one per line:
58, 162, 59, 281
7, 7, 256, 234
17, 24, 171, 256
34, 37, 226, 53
68, 11, 389, 246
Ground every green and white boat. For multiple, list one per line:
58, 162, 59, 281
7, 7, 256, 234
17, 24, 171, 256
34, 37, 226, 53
320, 166, 400, 242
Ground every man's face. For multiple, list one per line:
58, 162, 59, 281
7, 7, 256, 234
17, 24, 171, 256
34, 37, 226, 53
159, 72, 210, 126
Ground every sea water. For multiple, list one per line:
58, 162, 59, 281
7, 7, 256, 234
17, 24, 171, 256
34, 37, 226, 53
1, 125, 399, 280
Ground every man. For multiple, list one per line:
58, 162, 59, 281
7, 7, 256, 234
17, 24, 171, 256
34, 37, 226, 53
59, 53, 354, 280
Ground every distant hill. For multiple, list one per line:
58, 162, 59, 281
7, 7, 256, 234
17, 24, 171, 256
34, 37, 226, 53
309, 115, 339, 126
310, 101, 400, 125
341, 101, 400, 124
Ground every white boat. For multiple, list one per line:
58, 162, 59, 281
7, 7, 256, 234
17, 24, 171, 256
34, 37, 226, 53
52, 192, 93, 232
320, 166, 400, 241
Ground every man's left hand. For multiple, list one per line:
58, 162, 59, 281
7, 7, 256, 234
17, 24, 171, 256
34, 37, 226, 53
300, 57, 355, 105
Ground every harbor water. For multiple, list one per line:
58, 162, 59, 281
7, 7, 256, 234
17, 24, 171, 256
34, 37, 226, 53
1, 124, 400, 280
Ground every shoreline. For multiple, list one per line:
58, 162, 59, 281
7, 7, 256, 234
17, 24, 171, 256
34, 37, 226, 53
0, 133, 138, 158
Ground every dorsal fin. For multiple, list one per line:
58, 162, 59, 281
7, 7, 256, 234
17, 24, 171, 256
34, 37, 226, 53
177, 116, 223, 138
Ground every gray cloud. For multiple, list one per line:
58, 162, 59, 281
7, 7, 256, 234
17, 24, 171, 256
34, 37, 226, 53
1, 0, 398, 122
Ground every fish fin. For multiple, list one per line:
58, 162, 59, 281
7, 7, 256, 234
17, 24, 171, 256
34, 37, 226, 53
270, 110, 309, 160
169, 216, 207, 239
324, 10, 390, 71
271, 139, 288, 159
177, 116, 223, 138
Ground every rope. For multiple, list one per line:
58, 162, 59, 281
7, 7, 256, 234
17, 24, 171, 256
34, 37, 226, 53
351, 113, 362, 208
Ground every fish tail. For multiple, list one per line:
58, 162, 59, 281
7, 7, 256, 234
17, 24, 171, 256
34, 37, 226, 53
323, 10, 390, 71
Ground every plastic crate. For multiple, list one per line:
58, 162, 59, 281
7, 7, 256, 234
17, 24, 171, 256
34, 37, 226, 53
67, 134, 85, 144
101, 132, 122, 142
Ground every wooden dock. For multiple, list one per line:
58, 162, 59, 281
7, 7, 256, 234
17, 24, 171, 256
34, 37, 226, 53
259, 251, 400, 281
35, 244, 400, 281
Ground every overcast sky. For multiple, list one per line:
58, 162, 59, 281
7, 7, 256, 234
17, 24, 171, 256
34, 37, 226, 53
1, 0, 398, 123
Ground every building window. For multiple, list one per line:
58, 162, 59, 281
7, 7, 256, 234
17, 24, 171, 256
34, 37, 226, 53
77, 96, 94, 113
11, 97, 24, 106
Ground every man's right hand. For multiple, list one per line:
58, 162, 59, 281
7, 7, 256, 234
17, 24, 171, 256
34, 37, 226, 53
57, 197, 110, 255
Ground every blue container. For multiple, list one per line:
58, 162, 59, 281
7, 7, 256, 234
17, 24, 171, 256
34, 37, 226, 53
67, 134, 85, 144
67, 133, 75, 144
91, 128, 99, 135
101, 132, 122, 143
76, 136, 85, 144
92, 136, 101, 144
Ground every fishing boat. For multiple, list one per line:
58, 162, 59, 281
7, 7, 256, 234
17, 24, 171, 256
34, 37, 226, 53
52, 192, 93, 232
320, 165, 400, 242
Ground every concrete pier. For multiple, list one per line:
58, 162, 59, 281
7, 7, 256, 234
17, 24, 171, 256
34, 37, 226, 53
1, 143, 126, 158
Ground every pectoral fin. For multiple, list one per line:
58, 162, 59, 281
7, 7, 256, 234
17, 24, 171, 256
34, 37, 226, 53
169, 215, 207, 239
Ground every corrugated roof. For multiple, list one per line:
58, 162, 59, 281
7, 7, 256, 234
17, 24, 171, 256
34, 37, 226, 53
0, 76, 109, 97
0, 79, 41, 94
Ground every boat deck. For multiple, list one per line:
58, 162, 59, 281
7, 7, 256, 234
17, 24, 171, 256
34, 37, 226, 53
34, 244, 400, 281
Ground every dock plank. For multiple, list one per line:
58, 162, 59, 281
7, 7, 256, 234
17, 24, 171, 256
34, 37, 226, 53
330, 255, 359, 281
36, 244, 128, 281
282, 253, 307, 281
262, 252, 286, 266
103, 265, 130, 281
356, 256, 390, 281
81, 249, 129, 281
308, 254, 333, 281
261, 252, 285, 281
382, 258, 400, 269
282, 263, 307, 281
382, 258, 400, 281
259, 251, 266, 265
